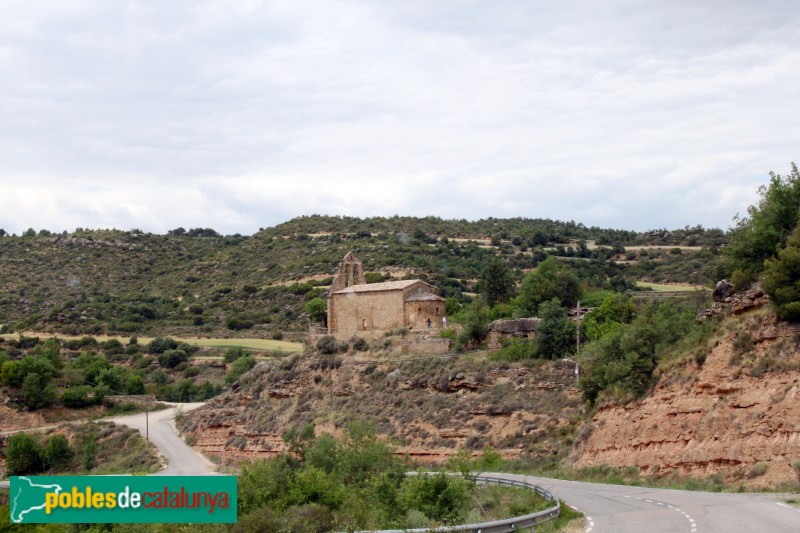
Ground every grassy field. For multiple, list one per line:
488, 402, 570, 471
0, 332, 303, 353
625, 245, 703, 252
635, 281, 707, 292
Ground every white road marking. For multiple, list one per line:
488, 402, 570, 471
585, 515, 594, 533
634, 496, 697, 532
776, 502, 800, 515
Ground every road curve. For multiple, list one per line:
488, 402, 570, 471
105, 403, 216, 475
5, 416, 798, 532
480, 472, 800, 533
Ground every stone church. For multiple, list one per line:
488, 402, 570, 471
327, 251, 445, 338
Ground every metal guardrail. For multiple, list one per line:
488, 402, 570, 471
365, 473, 560, 533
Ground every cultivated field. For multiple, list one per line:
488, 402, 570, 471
0, 332, 302, 353
634, 281, 707, 292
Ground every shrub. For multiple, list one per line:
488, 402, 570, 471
226, 316, 255, 330
158, 349, 189, 369
316, 336, 338, 355
125, 374, 146, 394
6, 433, 45, 475
226, 356, 256, 384
101, 339, 125, 355
398, 472, 472, 524
61, 385, 100, 408
404, 509, 429, 529
22, 372, 56, 410
439, 328, 457, 340
493, 338, 535, 362
45, 434, 74, 471
147, 337, 179, 354
224, 346, 249, 363
305, 298, 327, 322
82, 437, 98, 471
352, 337, 368, 351
747, 462, 768, 479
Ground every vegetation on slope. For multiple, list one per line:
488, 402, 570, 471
237, 423, 554, 532
3, 421, 160, 477
0, 334, 232, 416
0, 216, 725, 338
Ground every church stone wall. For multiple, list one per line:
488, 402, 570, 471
329, 290, 406, 338
404, 300, 445, 331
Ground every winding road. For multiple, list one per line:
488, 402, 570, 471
112, 406, 797, 531
479, 473, 800, 533
4, 406, 799, 531
106, 402, 216, 475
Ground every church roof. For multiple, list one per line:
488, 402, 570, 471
332, 279, 427, 294
405, 292, 445, 302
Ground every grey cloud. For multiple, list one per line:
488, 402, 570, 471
0, 1, 798, 234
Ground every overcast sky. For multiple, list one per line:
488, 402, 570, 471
1, 1, 798, 235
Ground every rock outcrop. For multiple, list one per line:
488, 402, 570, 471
696, 283, 769, 323
712, 280, 734, 302
572, 312, 800, 489
180, 355, 582, 467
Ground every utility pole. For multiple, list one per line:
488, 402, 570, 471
575, 300, 581, 386
329, 363, 333, 403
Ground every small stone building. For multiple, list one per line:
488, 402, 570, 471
327, 252, 445, 338
487, 318, 540, 350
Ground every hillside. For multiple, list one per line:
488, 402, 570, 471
178, 349, 583, 467
572, 305, 800, 489
0, 216, 723, 337
178, 301, 800, 491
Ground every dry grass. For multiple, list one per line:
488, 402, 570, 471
0, 332, 302, 352
634, 282, 706, 292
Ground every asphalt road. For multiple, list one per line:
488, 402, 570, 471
3, 413, 799, 531
480, 472, 800, 533
106, 403, 216, 476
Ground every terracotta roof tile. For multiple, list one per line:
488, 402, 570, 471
332, 280, 421, 294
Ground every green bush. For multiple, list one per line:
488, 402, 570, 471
493, 338, 535, 361
224, 346, 249, 363
226, 355, 256, 384
45, 434, 74, 470
316, 336, 338, 355
534, 298, 575, 359
61, 385, 101, 408
22, 372, 56, 410
226, 316, 256, 330
82, 438, 98, 471
147, 337, 179, 354
6, 433, 45, 475
101, 339, 125, 355
305, 298, 327, 323
762, 225, 800, 321
398, 472, 472, 524
158, 349, 188, 369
